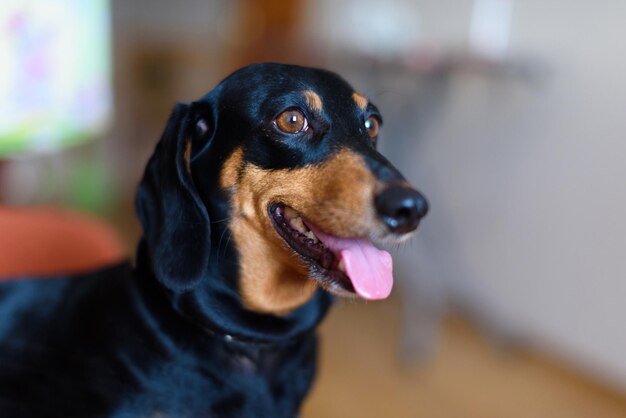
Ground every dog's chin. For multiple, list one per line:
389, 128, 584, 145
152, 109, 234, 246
268, 203, 357, 297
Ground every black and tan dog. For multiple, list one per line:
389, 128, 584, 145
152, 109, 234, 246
0, 63, 427, 417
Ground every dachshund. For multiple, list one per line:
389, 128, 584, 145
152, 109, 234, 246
0, 63, 428, 418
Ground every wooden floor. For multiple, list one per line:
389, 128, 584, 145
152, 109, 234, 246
302, 298, 626, 418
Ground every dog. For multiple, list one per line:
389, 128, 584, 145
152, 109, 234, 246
0, 63, 428, 417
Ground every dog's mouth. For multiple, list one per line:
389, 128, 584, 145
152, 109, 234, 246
268, 203, 393, 300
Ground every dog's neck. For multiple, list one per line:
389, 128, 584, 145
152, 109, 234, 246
135, 239, 333, 345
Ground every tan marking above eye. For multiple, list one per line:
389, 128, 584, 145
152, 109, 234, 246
275, 109, 308, 134
303, 90, 323, 112
352, 92, 368, 110
365, 116, 380, 139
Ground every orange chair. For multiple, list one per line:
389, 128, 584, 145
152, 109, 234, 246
0, 206, 127, 280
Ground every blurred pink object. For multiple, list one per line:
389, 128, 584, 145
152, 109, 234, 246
0, 206, 126, 279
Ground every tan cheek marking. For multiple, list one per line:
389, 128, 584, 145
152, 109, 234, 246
260, 150, 379, 238
352, 92, 368, 111
221, 147, 316, 313
228, 149, 380, 314
303, 90, 323, 113
220, 147, 244, 190
184, 140, 192, 174
230, 163, 318, 314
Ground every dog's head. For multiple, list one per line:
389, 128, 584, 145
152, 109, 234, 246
137, 63, 427, 315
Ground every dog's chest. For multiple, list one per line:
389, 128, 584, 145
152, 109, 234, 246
114, 339, 316, 418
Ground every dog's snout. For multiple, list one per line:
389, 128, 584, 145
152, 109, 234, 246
375, 187, 428, 234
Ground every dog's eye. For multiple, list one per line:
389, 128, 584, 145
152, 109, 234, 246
364, 116, 380, 139
275, 109, 308, 134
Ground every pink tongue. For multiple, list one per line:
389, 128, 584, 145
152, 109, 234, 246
307, 225, 393, 300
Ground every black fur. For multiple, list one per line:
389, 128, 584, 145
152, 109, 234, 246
0, 63, 413, 417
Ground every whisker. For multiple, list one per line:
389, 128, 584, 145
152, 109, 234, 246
211, 216, 233, 224
222, 230, 234, 260
216, 224, 231, 258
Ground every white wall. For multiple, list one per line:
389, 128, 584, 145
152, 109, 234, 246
306, 0, 626, 391
398, 0, 626, 390
481, 0, 626, 389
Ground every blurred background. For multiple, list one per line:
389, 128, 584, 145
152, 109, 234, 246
2, 0, 626, 416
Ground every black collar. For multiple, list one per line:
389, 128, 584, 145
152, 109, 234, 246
176, 307, 309, 350
154, 279, 310, 350
134, 244, 331, 349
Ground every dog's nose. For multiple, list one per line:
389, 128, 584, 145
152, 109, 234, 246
375, 186, 428, 233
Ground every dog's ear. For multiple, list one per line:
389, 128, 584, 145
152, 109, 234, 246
136, 102, 214, 291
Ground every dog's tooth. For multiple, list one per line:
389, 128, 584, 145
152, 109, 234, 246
290, 216, 307, 234
338, 260, 346, 273
305, 230, 318, 243
283, 207, 298, 220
